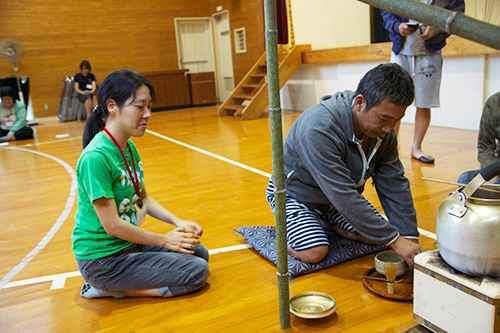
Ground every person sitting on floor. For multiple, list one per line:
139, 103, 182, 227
0, 86, 34, 142
72, 69, 209, 299
266, 63, 425, 268
458, 91, 500, 184
74, 60, 98, 119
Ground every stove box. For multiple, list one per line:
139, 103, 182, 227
413, 250, 500, 333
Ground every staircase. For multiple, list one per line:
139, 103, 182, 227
218, 44, 311, 120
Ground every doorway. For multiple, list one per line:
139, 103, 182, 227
212, 11, 235, 103
174, 18, 216, 74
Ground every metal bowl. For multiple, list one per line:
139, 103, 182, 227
289, 292, 337, 319
375, 252, 407, 276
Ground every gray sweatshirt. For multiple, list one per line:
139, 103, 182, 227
477, 92, 500, 168
282, 91, 418, 244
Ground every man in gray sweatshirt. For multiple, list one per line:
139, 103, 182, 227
266, 63, 425, 268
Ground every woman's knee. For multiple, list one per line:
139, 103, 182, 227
188, 258, 209, 288
194, 244, 209, 262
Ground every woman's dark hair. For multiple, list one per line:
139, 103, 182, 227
82, 69, 155, 148
80, 60, 92, 72
0, 86, 17, 100
355, 63, 414, 111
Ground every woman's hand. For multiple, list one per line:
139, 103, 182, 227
162, 227, 202, 254
175, 220, 204, 237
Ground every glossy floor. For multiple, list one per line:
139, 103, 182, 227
0, 106, 478, 332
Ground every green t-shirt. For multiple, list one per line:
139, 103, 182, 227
71, 132, 144, 260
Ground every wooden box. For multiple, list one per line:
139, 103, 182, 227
188, 72, 216, 106
413, 250, 500, 333
141, 70, 191, 110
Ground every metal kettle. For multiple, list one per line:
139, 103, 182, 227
436, 159, 500, 277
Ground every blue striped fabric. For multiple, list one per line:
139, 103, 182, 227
265, 178, 362, 251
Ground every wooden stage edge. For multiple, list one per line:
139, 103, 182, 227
301, 36, 500, 64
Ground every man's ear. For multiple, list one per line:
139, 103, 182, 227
106, 99, 118, 115
353, 94, 366, 113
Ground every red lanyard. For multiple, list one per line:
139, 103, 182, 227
361, 135, 367, 149
102, 128, 143, 208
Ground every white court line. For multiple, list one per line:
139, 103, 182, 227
148, 130, 437, 238
18, 136, 82, 148
1, 130, 438, 292
146, 130, 272, 178
0, 147, 77, 292
3, 244, 253, 290
208, 243, 252, 254
0, 137, 83, 151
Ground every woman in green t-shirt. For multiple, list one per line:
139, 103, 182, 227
72, 69, 209, 299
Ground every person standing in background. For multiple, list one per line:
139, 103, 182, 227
381, 0, 465, 164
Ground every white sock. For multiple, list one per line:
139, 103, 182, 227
80, 283, 124, 299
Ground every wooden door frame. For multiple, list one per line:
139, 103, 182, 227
211, 10, 234, 103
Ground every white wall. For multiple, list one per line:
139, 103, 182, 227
280, 54, 500, 130
290, 0, 498, 50
291, 0, 371, 49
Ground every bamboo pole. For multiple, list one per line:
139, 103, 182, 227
263, 0, 290, 329
357, 0, 500, 51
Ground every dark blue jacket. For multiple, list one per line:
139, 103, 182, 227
381, 0, 465, 54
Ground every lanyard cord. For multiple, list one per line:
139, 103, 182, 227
353, 135, 382, 188
102, 128, 143, 208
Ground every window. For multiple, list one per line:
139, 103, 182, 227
234, 27, 246, 53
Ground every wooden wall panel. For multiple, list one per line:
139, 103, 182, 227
0, 1, 210, 117
0, 1, 265, 117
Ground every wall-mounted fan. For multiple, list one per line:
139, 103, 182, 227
0, 39, 25, 104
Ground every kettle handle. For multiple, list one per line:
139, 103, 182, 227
458, 159, 500, 200
479, 159, 500, 182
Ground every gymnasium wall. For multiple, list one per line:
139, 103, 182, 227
280, 54, 500, 130
291, 0, 372, 50
0, 1, 266, 118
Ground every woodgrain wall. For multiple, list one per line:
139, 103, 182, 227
0, 1, 265, 117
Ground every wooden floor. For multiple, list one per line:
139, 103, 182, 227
0, 105, 479, 332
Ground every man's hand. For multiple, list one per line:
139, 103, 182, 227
486, 175, 499, 184
398, 23, 417, 37
417, 25, 435, 40
390, 236, 425, 268
5, 134, 15, 141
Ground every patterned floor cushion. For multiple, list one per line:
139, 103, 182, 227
234, 226, 388, 277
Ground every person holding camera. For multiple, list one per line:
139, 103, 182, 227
381, 0, 465, 164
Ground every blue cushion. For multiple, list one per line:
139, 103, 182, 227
234, 226, 388, 277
